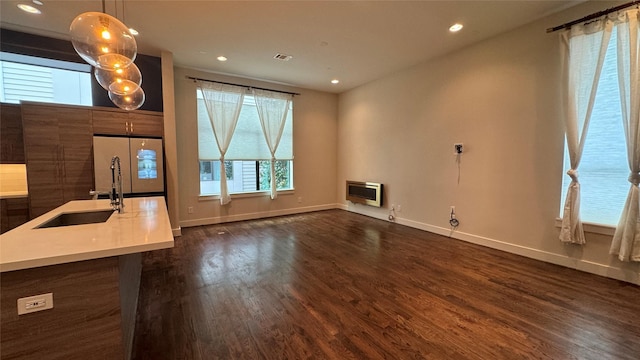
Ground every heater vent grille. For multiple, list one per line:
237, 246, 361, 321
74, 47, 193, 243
346, 181, 383, 207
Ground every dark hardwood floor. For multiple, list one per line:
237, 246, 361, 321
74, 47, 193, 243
132, 210, 640, 359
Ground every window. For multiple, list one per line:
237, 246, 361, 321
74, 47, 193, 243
0, 52, 92, 106
197, 90, 293, 196
560, 26, 628, 226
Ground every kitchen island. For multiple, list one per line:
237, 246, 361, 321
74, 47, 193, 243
0, 196, 174, 360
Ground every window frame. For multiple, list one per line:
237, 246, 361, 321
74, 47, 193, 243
196, 89, 295, 198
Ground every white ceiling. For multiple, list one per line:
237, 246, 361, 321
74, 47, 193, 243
0, 0, 583, 93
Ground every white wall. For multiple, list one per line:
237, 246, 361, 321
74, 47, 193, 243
161, 51, 181, 236
174, 67, 338, 227
337, 1, 639, 284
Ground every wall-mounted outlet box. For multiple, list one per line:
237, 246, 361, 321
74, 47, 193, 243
17, 293, 53, 315
187, 206, 194, 214
454, 143, 464, 154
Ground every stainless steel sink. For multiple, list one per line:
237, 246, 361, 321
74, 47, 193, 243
35, 210, 115, 229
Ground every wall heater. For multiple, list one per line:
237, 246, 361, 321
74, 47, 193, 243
346, 181, 383, 207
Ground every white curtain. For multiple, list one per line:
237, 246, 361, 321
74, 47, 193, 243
252, 89, 292, 199
197, 81, 245, 205
559, 19, 613, 244
611, 9, 640, 262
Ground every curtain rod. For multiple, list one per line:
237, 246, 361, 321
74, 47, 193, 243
186, 76, 300, 96
546, 0, 639, 33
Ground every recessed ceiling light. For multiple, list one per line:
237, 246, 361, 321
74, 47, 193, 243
32, 0, 44, 5
331, 79, 340, 84
273, 53, 293, 61
17, 3, 41, 14
217, 56, 227, 62
128, 28, 139, 36
449, 23, 463, 32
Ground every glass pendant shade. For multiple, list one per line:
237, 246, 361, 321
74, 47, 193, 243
70, 12, 137, 70
109, 87, 145, 111
94, 63, 142, 94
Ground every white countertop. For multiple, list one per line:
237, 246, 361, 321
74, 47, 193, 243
0, 196, 174, 272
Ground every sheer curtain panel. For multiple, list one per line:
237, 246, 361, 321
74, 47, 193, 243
559, 18, 613, 244
611, 9, 640, 262
252, 89, 292, 199
197, 81, 245, 205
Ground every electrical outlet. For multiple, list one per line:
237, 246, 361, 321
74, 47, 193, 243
297, 197, 303, 203
18, 293, 53, 315
454, 143, 464, 154
397, 205, 402, 212
187, 206, 194, 214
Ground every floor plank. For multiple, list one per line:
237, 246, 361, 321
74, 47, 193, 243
132, 210, 640, 360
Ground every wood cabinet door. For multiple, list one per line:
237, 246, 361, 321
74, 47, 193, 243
0, 103, 25, 164
25, 151, 64, 218
62, 159, 94, 202
59, 108, 93, 161
22, 104, 94, 217
58, 108, 93, 202
21, 104, 60, 148
92, 110, 129, 135
0, 198, 29, 233
128, 113, 163, 137
21, 104, 63, 218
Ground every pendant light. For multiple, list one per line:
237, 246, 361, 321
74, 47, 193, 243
94, 62, 142, 94
69, 11, 137, 70
70, 0, 145, 110
109, 87, 145, 111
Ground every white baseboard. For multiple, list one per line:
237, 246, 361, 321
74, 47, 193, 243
172, 227, 182, 237
342, 204, 639, 286
180, 203, 340, 228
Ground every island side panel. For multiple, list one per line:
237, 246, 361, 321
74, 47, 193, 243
119, 252, 142, 360
0, 257, 125, 360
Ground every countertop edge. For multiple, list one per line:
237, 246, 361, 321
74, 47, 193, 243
0, 240, 174, 272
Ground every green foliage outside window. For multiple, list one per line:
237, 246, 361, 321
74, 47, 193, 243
259, 160, 290, 190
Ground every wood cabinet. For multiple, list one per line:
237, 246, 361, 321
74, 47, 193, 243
0, 103, 25, 163
92, 109, 163, 137
0, 197, 29, 234
21, 103, 94, 218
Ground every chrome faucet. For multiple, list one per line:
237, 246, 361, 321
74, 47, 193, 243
110, 156, 125, 213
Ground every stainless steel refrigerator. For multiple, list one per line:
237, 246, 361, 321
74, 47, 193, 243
93, 136, 165, 195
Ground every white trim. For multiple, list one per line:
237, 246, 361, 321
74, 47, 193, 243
172, 226, 182, 237
180, 203, 339, 228
199, 189, 294, 201
342, 204, 639, 285
554, 217, 616, 236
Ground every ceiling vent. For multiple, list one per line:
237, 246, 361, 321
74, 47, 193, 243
273, 53, 293, 61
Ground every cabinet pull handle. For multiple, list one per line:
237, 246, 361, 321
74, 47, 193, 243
130, 121, 134, 133
126, 121, 129, 134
